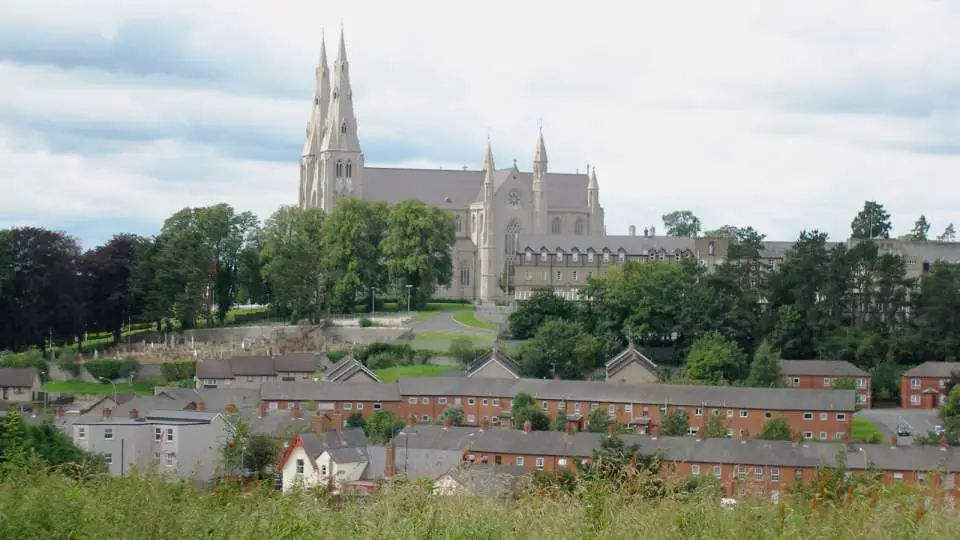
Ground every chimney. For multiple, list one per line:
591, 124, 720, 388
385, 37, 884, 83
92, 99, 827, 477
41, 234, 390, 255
628, 225, 636, 236
650, 226, 656, 237
257, 403, 267, 419
195, 401, 206, 412
443, 416, 453, 430
129, 408, 139, 420
103, 408, 112, 419
226, 403, 237, 413
480, 417, 489, 431
385, 438, 396, 477
523, 420, 532, 433
607, 424, 616, 437
310, 411, 327, 435
407, 414, 417, 428
330, 412, 344, 434
940, 434, 949, 452
889, 435, 898, 448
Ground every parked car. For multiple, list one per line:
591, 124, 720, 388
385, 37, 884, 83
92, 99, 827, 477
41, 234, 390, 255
896, 424, 911, 437
934, 425, 945, 436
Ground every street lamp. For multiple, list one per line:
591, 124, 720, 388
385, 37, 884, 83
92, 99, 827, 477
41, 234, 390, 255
99, 377, 118, 403
39, 370, 47, 412
405, 284, 413, 313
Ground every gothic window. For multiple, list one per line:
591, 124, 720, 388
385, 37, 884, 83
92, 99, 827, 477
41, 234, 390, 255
346, 161, 352, 178
459, 266, 471, 287
575, 218, 585, 235
341, 121, 347, 134
551, 218, 562, 234
455, 215, 462, 234
471, 215, 476, 235
336, 160, 343, 178
505, 219, 520, 255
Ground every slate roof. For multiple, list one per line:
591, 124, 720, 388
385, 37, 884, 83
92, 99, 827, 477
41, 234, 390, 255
779, 360, 869, 377
605, 345, 659, 380
228, 356, 275, 376
0, 367, 39, 388
394, 425, 481, 451
366, 444, 463, 481
323, 357, 380, 383
274, 353, 322, 373
260, 381, 401, 402
396, 377, 856, 412
362, 167, 590, 210
195, 359, 234, 379
144, 410, 221, 423
466, 347, 521, 379
903, 362, 960, 378
196, 354, 320, 380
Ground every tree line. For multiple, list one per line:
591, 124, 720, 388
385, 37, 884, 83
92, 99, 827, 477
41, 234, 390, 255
0, 198, 455, 352
509, 201, 960, 402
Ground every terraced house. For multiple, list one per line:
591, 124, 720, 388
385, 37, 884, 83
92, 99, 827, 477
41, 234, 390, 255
901, 361, 960, 409
195, 353, 320, 389
780, 360, 872, 408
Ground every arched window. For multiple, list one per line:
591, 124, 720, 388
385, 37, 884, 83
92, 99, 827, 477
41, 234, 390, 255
551, 218, 561, 234
575, 218, 585, 235
479, 213, 484, 234
471, 214, 476, 235
345, 161, 352, 178
455, 215, 462, 233
340, 121, 347, 134
321, 465, 327, 477
505, 219, 520, 255
336, 160, 343, 178
459, 265, 471, 287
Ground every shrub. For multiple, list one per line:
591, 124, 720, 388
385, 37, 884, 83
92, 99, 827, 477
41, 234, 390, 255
56, 350, 82, 377
326, 350, 346, 363
160, 361, 197, 382
356, 342, 414, 364
413, 350, 435, 364
85, 358, 140, 381
358, 317, 374, 328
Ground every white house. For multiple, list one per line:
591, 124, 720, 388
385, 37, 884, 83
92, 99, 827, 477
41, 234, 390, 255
279, 428, 371, 492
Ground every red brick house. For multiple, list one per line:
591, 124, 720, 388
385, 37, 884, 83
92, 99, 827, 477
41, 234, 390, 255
901, 362, 960, 409
780, 360, 872, 408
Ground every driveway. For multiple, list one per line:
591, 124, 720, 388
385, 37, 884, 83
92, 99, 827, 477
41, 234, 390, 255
857, 408, 941, 444
409, 311, 492, 335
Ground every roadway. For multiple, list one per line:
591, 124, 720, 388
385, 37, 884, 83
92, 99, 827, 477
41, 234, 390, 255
857, 408, 941, 445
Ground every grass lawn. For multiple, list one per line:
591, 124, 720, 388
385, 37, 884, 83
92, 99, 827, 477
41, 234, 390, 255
406, 331, 496, 351
374, 364, 461, 382
852, 415, 886, 443
452, 309, 498, 331
44, 380, 155, 396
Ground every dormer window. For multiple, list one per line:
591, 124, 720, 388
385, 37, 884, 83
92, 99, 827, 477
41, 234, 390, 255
587, 251, 594, 263
617, 251, 626, 263
602, 251, 610, 263
526, 250, 533, 261
556, 252, 563, 262
541, 250, 549, 262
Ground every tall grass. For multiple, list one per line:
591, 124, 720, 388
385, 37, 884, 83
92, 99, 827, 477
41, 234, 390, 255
0, 466, 958, 539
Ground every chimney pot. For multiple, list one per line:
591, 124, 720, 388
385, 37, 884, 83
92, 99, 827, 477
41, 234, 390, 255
129, 408, 139, 419
103, 408, 112, 418
523, 420, 532, 433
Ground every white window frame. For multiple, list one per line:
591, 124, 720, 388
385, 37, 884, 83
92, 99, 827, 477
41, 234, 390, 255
836, 413, 846, 422
739, 410, 748, 418
910, 394, 920, 404
803, 412, 813, 421
422, 397, 430, 405
695, 407, 703, 416
771, 468, 780, 482
516, 456, 524, 466
166, 428, 174, 442
343, 402, 353, 410
713, 465, 722, 478
856, 378, 866, 388
692, 464, 700, 476
104, 428, 113, 440
408, 397, 417, 404
755, 467, 763, 481
819, 412, 828, 421
535, 457, 545, 470
911, 378, 920, 389
78, 427, 86, 439
438, 397, 448, 405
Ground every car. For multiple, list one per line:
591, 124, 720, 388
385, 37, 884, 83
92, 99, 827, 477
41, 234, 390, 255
896, 424, 911, 437
934, 425, 945, 436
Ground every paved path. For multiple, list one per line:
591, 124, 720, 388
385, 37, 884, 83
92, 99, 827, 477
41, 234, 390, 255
409, 311, 493, 335
858, 408, 940, 444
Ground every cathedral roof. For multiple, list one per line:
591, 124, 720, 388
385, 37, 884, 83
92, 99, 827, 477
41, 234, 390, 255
516, 234, 696, 254
362, 167, 590, 210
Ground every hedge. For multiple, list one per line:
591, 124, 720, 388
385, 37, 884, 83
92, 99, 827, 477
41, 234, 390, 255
160, 361, 197, 382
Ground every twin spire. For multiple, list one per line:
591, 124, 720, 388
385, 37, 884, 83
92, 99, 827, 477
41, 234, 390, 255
482, 127, 549, 176
304, 28, 361, 156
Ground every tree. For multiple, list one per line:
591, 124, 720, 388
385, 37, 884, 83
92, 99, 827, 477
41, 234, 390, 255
661, 210, 701, 237
703, 225, 740, 238
659, 409, 690, 436
260, 206, 327, 323
440, 405, 464, 426
508, 287, 577, 340
758, 417, 792, 441
906, 215, 930, 241
585, 408, 613, 433
938, 223, 956, 242
511, 391, 550, 431
519, 320, 600, 379
746, 340, 782, 388
243, 434, 278, 479
850, 201, 892, 239
701, 415, 729, 438
321, 198, 388, 312
381, 199, 455, 310
448, 337, 481, 367
833, 376, 856, 391
939, 385, 960, 442
365, 410, 406, 443
82, 234, 148, 345
684, 332, 747, 384
345, 411, 366, 430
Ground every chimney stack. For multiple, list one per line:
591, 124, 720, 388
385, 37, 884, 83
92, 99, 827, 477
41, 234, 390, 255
443, 416, 453, 430
628, 225, 636, 236
480, 417, 489, 431
195, 401, 206, 412
385, 438, 396, 477
643, 227, 649, 237
523, 420, 532, 433
129, 408, 139, 419
103, 408, 112, 419
649, 226, 656, 237
407, 414, 417, 428
607, 424, 616, 437
257, 403, 267, 419
940, 434, 949, 451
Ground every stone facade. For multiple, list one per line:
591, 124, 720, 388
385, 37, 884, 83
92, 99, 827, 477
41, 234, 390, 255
297, 31, 606, 303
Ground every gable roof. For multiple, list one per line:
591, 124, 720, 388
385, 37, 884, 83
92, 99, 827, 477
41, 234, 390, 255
260, 381, 401, 402
903, 362, 960, 378
0, 367, 39, 388
466, 346, 521, 379
228, 356, 276, 376
323, 357, 380, 383
195, 359, 235, 379
779, 360, 869, 377
605, 344, 659, 380
274, 353, 321, 373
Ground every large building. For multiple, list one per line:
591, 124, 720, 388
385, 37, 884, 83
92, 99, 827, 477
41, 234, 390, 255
298, 31, 605, 303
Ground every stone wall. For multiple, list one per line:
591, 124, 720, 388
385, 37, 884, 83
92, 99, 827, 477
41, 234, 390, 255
127, 325, 410, 348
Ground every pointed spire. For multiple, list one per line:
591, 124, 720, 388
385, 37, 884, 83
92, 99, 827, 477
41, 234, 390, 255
320, 27, 361, 153
534, 124, 547, 165
589, 166, 599, 190
304, 34, 331, 157
483, 136, 495, 180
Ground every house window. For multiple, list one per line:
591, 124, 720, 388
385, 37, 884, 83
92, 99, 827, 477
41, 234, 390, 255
105, 453, 113, 465
525, 270, 532, 281
572, 271, 578, 281
857, 378, 866, 388
269, 402, 278, 409
422, 398, 430, 405
455, 398, 462, 405
694, 408, 703, 416
910, 394, 920, 404
408, 397, 417, 404
535, 457, 545, 470
713, 465, 722, 478
575, 218, 584, 235
166, 453, 176, 467
911, 379, 920, 389
803, 412, 813, 421
166, 428, 174, 442
755, 467, 764, 481
617, 252, 625, 263
482, 399, 489, 406
555, 271, 562, 281
819, 412, 828, 421
835, 432, 845, 440
771, 468, 780, 482
321, 465, 327, 477
558, 458, 567, 467
587, 252, 594, 263
467, 415, 475, 423
468, 398, 476, 405
726, 410, 733, 418
356, 403, 364, 410
104, 429, 113, 440
492, 399, 500, 406
736, 466, 745, 480
438, 398, 448, 405
819, 432, 827, 440
343, 403, 353, 410
625, 404, 633, 413
940, 379, 947, 389
551, 218, 561, 234
558, 400, 566, 410
739, 410, 748, 418
542, 401, 549, 410
602, 252, 610, 263
823, 377, 832, 386
587, 271, 594, 278
893, 472, 903, 483
459, 267, 471, 287
836, 413, 846, 422
516, 456, 525, 466
795, 469, 803, 480
591, 403, 600, 410
917, 472, 926, 482
574, 403, 581, 414
764, 411, 773, 419
296, 459, 304, 474
525, 251, 532, 262
607, 404, 615, 417
153, 428, 161, 441
692, 465, 700, 476
373, 402, 382, 410
421, 415, 430, 422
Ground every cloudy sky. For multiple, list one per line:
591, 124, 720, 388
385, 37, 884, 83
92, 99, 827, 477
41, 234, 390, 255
2, 0, 959, 248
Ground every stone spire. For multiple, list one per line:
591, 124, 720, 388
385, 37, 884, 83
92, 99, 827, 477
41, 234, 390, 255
533, 124, 548, 171
303, 34, 331, 157
483, 136, 496, 180
320, 28, 361, 152
532, 126, 548, 234
587, 166, 603, 236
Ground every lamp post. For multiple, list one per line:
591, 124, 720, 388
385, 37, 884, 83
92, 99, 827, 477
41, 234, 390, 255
405, 284, 413, 313
39, 370, 47, 412
99, 377, 118, 403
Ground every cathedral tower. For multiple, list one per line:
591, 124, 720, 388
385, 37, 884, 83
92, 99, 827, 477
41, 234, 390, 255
479, 139, 499, 302
318, 29, 364, 213
300, 35, 331, 209
532, 127, 548, 234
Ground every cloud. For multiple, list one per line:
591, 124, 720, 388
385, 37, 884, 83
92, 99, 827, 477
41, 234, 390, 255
2, 0, 960, 249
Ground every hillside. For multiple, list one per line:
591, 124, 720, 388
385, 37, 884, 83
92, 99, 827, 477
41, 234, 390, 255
1, 467, 958, 539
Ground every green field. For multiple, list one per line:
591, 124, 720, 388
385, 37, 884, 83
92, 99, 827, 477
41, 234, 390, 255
406, 331, 497, 351
373, 364, 461, 382
43, 380, 155, 396
452, 309, 498, 331
852, 415, 886, 443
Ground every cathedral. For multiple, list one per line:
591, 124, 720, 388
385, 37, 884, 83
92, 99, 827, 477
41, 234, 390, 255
298, 31, 607, 303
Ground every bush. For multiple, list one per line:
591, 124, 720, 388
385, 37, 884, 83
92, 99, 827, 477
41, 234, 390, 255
356, 342, 414, 364
84, 358, 140, 381
358, 317, 374, 328
160, 361, 197, 382
56, 350, 82, 377
326, 350, 346, 363
0, 349, 49, 375
413, 350, 436, 364
365, 351, 410, 370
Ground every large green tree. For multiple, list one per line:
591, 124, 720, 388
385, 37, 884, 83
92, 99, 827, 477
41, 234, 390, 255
684, 331, 747, 384
519, 320, 600, 379
321, 198, 388, 312
508, 286, 578, 340
661, 210, 701, 237
260, 206, 327, 323
381, 199, 455, 309
850, 200, 892, 239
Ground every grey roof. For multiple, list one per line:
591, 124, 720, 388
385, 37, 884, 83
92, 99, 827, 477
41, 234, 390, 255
0, 367, 39, 387
105, 395, 191, 418
445, 464, 526, 499
605, 345, 659, 379
466, 347, 521, 379
903, 362, 960, 378
324, 357, 380, 383
195, 359, 234, 379
144, 410, 221, 423
779, 360, 869, 377
468, 428, 602, 457
300, 433, 326, 459
260, 381, 401, 402
228, 356, 275, 376
397, 377, 856, 412
275, 353, 321, 373
362, 167, 590, 210
394, 425, 481, 451
366, 444, 462, 481
517, 234, 694, 254
154, 387, 262, 413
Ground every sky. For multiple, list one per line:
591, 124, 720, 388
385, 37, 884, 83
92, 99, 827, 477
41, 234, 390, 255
1, 0, 959, 249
